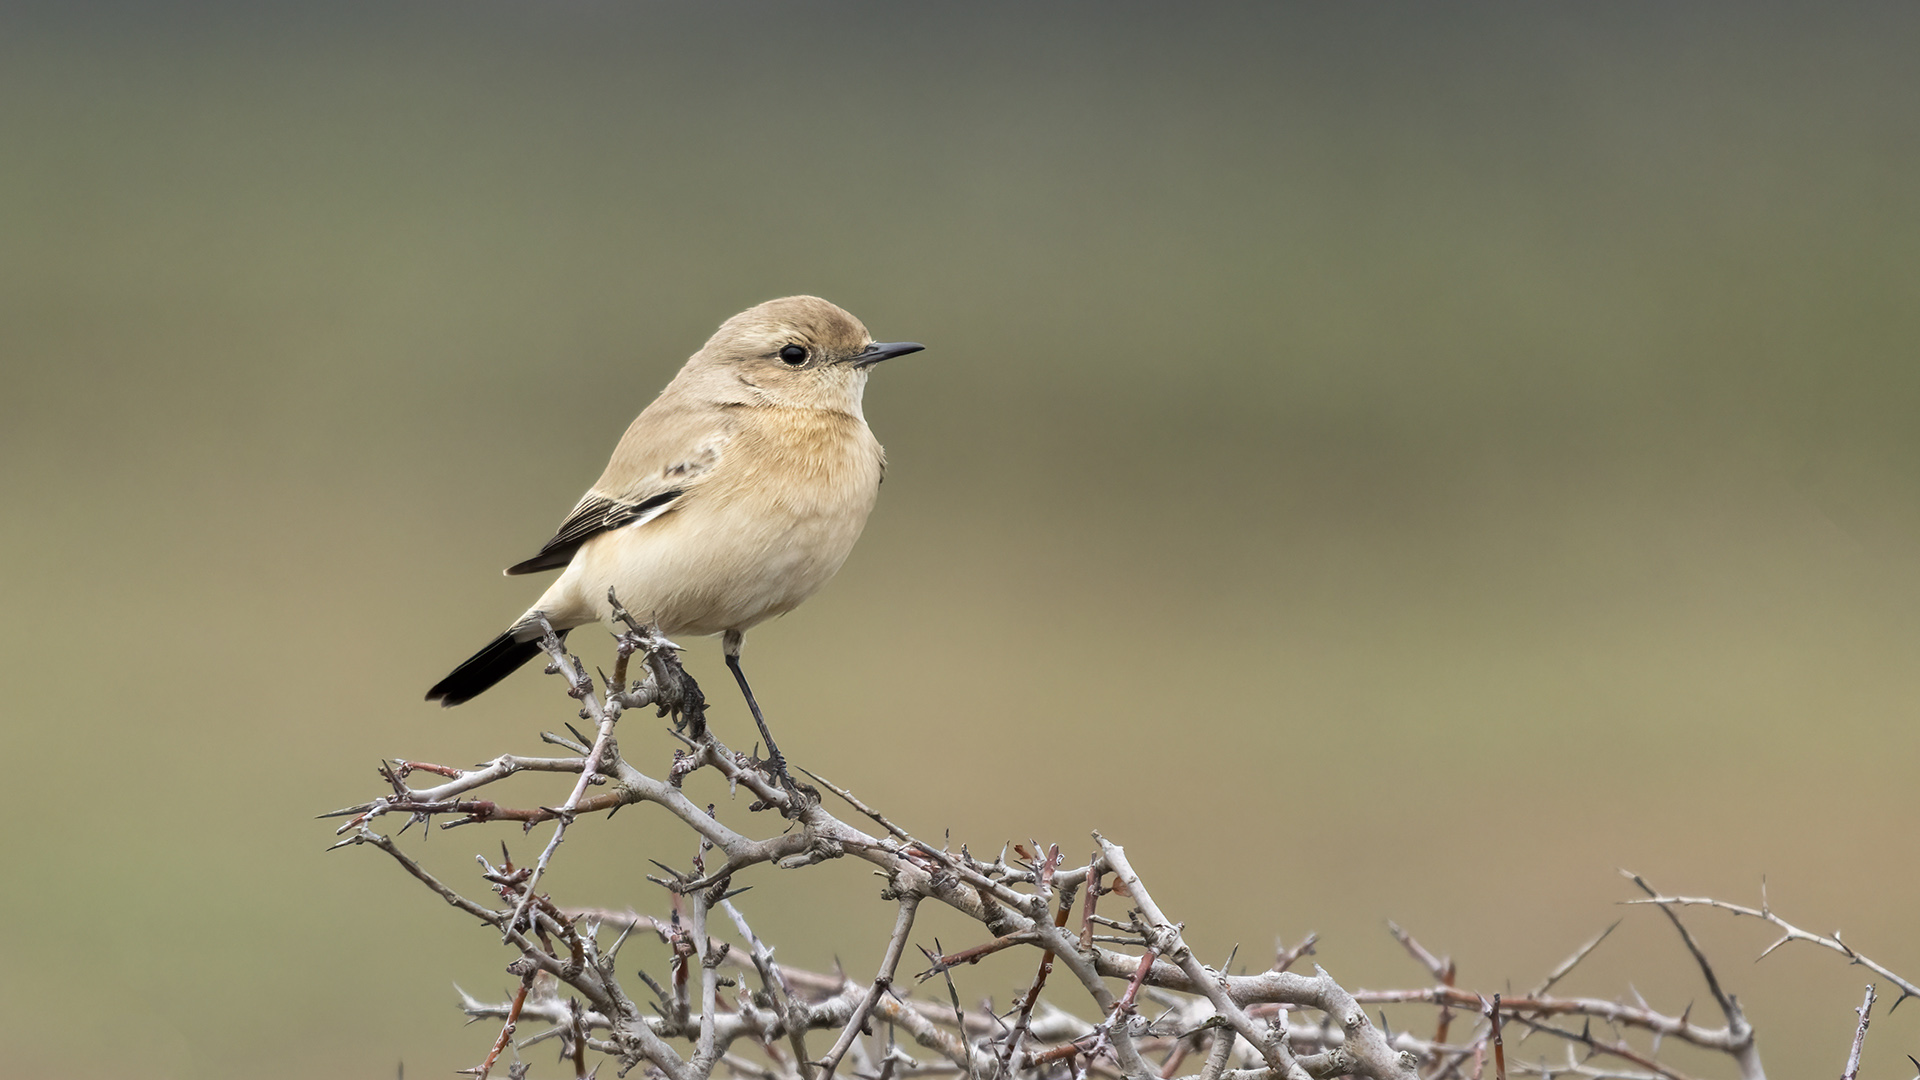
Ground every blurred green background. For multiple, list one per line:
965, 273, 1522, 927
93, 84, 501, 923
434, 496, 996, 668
3, 3, 1917, 1076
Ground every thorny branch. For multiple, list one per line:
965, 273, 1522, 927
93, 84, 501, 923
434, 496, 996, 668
1620, 876, 1920, 1013
331, 609, 1916, 1079
1842, 985, 1875, 1080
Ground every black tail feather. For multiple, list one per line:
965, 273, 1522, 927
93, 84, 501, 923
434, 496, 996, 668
426, 628, 566, 707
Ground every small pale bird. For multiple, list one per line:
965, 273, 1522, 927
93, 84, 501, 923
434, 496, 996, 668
427, 296, 923, 767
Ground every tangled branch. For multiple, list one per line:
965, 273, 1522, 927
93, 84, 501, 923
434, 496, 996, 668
327, 601, 1915, 1080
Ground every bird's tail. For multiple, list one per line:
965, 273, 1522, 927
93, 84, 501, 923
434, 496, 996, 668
426, 627, 567, 707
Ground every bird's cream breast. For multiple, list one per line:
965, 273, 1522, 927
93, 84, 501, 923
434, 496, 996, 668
541, 406, 885, 636
726, 407, 883, 503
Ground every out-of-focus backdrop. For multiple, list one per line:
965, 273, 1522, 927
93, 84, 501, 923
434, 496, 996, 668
3, 3, 1916, 1076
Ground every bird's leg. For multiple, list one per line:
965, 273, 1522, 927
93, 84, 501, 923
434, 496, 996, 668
722, 631, 799, 795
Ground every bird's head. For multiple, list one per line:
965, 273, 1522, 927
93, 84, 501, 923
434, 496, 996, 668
689, 296, 924, 413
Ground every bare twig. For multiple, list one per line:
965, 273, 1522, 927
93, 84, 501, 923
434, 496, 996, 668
1097, 835, 1309, 1080
722, 899, 816, 1080
1621, 872, 1763, 1080
918, 931, 1042, 980
1272, 934, 1317, 975
1196, 1030, 1236, 1080
1621, 881, 1920, 1013
1488, 995, 1505, 1080
1841, 984, 1875, 1080
818, 897, 919, 1080
1082, 859, 1103, 952
1388, 921, 1457, 1051
1389, 921, 1453, 985
505, 619, 627, 942
1529, 921, 1620, 999
1507, 1016, 1691, 1080
469, 973, 531, 1080
998, 848, 1071, 1074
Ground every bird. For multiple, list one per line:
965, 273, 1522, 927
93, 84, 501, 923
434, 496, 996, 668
427, 295, 924, 776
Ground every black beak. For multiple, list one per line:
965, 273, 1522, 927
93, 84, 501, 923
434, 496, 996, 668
847, 341, 926, 368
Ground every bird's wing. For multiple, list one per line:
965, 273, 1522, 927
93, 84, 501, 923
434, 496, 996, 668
504, 403, 730, 576
503, 487, 686, 575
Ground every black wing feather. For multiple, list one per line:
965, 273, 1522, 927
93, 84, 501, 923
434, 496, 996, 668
504, 488, 684, 576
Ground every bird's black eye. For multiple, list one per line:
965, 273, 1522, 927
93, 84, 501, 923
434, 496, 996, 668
778, 344, 808, 366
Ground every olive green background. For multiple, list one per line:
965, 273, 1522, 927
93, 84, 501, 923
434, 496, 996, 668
3, 3, 1917, 1076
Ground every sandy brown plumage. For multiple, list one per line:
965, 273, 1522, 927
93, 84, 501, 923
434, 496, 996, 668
428, 296, 922, 707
